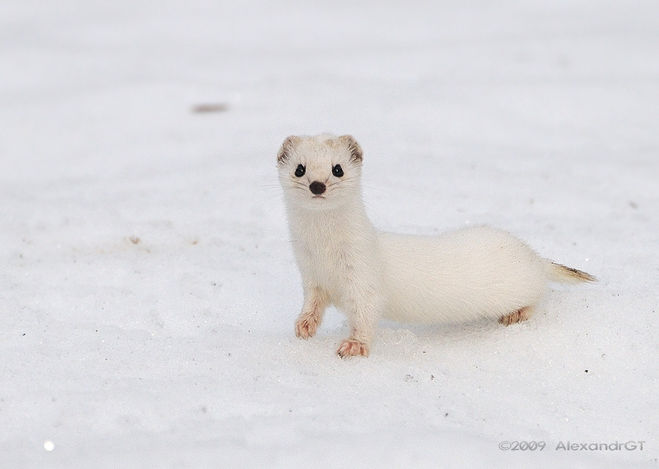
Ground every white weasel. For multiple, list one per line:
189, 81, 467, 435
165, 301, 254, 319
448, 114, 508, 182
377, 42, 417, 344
277, 134, 595, 358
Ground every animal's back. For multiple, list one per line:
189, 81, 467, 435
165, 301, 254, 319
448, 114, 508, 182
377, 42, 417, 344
378, 226, 549, 323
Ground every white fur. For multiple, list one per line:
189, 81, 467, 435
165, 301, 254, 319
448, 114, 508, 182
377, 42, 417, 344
378, 227, 549, 324
277, 134, 589, 357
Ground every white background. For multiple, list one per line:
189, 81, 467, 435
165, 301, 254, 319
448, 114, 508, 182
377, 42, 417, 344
1, 1, 657, 467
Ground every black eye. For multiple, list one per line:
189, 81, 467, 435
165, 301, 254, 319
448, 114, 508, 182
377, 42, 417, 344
332, 164, 344, 177
295, 164, 305, 177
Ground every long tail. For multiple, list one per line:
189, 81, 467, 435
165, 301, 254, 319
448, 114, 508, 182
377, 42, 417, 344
548, 261, 597, 283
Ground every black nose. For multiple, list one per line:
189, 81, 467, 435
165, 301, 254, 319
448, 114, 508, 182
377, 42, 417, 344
309, 181, 326, 195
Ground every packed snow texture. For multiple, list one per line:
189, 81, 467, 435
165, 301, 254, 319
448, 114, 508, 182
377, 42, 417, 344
1, 1, 658, 467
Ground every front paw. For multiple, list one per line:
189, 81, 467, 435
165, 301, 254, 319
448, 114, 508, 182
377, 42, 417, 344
337, 339, 369, 358
295, 312, 320, 339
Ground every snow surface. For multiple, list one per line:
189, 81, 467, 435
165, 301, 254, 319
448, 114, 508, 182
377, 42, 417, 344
1, 1, 658, 467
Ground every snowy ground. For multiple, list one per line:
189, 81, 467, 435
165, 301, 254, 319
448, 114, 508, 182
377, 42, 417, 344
1, 1, 658, 467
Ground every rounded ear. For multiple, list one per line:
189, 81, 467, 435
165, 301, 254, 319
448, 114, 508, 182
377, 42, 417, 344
277, 136, 299, 165
338, 135, 363, 163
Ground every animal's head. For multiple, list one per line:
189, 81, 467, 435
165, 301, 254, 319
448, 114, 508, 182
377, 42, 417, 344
277, 134, 363, 210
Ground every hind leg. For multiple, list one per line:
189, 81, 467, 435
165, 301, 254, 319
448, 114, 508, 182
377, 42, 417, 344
498, 306, 534, 326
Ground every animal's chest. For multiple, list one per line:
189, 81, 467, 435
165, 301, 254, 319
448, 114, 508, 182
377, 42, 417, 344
297, 230, 358, 290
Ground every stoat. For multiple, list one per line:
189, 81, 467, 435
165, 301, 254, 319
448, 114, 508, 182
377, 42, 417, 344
277, 134, 595, 358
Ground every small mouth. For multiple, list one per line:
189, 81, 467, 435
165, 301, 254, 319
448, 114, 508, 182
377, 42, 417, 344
312, 195, 325, 199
